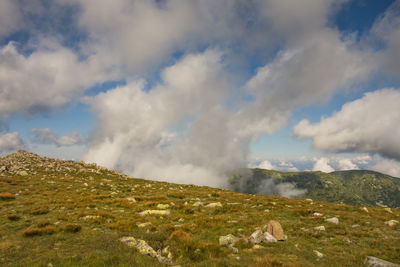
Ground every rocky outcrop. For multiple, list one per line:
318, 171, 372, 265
365, 256, 400, 267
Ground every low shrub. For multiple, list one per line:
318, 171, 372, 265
31, 207, 49, 215
7, 214, 21, 221
22, 226, 55, 237
64, 223, 82, 233
0, 192, 15, 200
37, 220, 51, 227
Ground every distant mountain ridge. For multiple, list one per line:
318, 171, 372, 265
229, 168, 400, 208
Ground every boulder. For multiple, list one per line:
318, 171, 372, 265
326, 217, 339, 224
262, 232, 277, 243
266, 220, 286, 241
248, 230, 263, 244
365, 256, 400, 267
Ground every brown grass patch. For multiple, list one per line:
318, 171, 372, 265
168, 230, 193, 242
7, 214, 21, 221
64, 223, 82, 232
31, 207, 49, 215
0, 192, 15, 200
22, 226, 55, 236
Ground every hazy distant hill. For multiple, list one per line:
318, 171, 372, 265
229, 168, 400, 208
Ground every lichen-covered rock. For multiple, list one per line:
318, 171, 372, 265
219, 234, 238, 246
205, 202, 222, 208
266, 220, 286, 241
248, 230, 263, 244
18, 171, 28, 176
314, 225, 325, 231
139, 210, 170, 216
126, 197, 136, 203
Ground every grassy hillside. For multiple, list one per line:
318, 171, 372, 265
0, 151, 399, 266
229, 168, 400, 208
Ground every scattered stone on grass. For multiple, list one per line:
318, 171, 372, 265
313, 250, 324, 258
314, 226, 325, 231
119, 236, 172, 265
313, 212, 323, 217
157, 204, 169, 209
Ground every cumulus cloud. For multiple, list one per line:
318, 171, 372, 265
294, 89, 400, 161
257, 160, 277, 170
0, 41, 116, 121
371, 158, 400, 178
0, 132, 24, 152
312, 158, 335, 173
30, 128, 82, 147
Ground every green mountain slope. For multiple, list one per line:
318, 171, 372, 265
229, 168, 400, 208
0, 151, 399, 266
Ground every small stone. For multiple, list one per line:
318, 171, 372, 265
157, 204, 169, 209
205, 202, 222, 208
248, 230, 263, 244
313, 212, 323, 217
18, 171, 28, 176
137, 222, 152, 228
313, 250, 324, 258
314, 226, 325, 231
362, 207, 369, 213
193, 201, 203, 207
325, 217, 339, 224
126, 197, 136, 203
83, 183, 88, 187
262, 232, 277, 243
352, 224, 360, 228
365, 256, 400, 267
252, 244, 264, 249
266, 220, 286, 241
385, 220, 399, 227
305, 198, 313, 202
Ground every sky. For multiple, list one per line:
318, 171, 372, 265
1, 0, 400, 186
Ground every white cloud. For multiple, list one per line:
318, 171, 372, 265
0, 41, 116, 121
257, 160, 277, 170
294, 89, 400, 161
0, 132, 24, 152
0, 0, 21, 38
370, 158, 400, 178
313, 158, 334, 173
30, 128, 82, 147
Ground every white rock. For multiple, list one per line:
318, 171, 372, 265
313, 212, 323, 217
314, 226, 325, 231
205, 202, 222, 208
313, 250, 324, 258
325, 217, 339, 224
193, 201, 204, 207
262, 232, 277, 243
365, 256, 400, 267
157, 204, 169, 209
248, 230, 263, 244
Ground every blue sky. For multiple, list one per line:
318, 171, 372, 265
1, 0, 400, 185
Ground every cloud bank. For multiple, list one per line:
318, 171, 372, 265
0, 132, 24, 153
